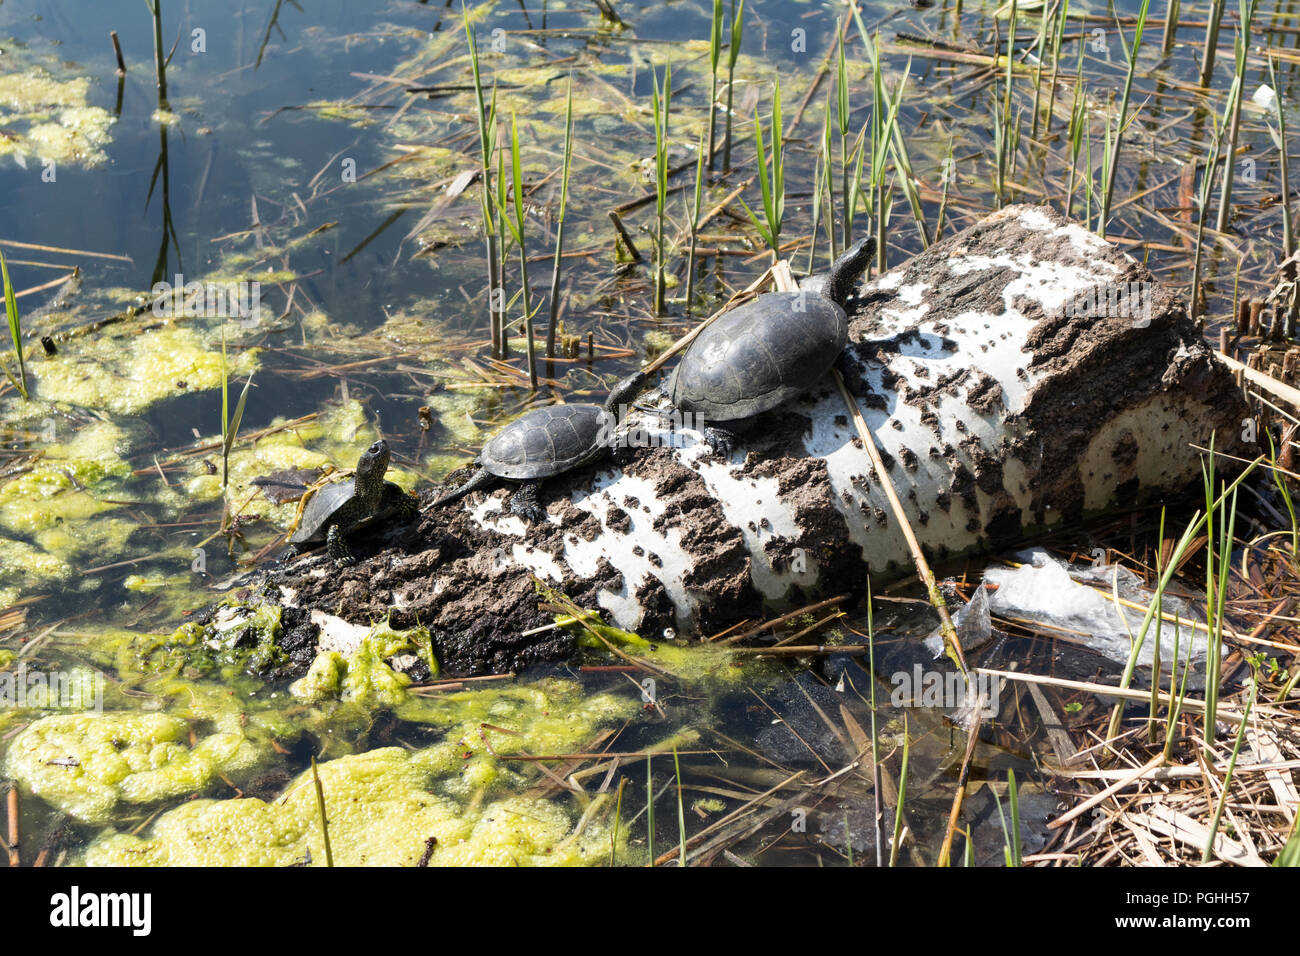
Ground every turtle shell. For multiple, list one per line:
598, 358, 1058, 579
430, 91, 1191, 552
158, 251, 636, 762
289, 479, 407, 545
289, 479, 357, 545
480, 403, 613, 480
669, 291, 847, 421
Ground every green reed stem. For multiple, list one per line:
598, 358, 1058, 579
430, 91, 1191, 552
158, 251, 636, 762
0, 251, 28, 401
546, 76, 575, 360
723, 0, 745, 171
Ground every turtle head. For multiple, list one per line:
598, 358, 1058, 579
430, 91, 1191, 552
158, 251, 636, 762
604, 369, 649, 419
355, 440, 391, 497
827, 235, 876, 308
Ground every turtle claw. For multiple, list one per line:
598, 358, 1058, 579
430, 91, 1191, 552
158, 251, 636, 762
703, 426, 735, 460
509, 482, 548, 524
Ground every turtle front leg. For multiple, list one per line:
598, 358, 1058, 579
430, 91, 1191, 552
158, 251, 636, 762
281, 543, 301, 564
702, 426, 737, 460
396, 491, 420, 523
325, 524, 356, 567
509, 481, 548, 523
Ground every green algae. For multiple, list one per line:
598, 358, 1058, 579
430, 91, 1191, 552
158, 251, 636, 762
125, 600, 290, 684
0, 536, 72, 592
536, 582, 746, 684
290, 619, 438, 708
4, 710, 271, 825
0, 65, 115, 167
75, 668, 643, 865
31, 325, 260, 416
83, 746, 624, 866
0, 420, 134, 535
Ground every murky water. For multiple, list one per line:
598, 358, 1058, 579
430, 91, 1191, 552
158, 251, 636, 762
0, 0, 1274, 865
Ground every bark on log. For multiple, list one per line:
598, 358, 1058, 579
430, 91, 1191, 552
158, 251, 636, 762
277, 204, 1251, 675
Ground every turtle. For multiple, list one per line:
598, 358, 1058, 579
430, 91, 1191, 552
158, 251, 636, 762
431, 371, 646, 523
668, 235, 875, 457
282, 439, 417, 567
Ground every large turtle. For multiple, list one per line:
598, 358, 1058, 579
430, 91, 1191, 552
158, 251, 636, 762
432, 371, 645, 522
668, 235, 875, 456
282, 439, 417, 566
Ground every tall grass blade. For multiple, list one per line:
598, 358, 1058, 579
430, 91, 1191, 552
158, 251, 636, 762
0, 251, 28, 401
546, 75, 575, 359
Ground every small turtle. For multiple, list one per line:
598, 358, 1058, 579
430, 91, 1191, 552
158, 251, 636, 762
282, 439, 417, 567
432, 371, 645, 522
668, 235, 875, 456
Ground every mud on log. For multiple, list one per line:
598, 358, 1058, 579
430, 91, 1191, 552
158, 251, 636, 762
278, 204, 1251, 675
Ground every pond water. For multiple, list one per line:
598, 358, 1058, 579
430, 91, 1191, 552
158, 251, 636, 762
0, 0, 1280, 866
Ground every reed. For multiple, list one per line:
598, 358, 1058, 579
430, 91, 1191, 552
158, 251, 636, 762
219, 322, 252, 495
1063, 40, 1085, 220
1268, 431, 1298, 559
889, 717, 909, 867
722, 0, 745, 171
672, 746, 687, 866
1200, 0, 1227, 87
1101, 448, 1261, 742
866, 584, 884, 867
500, 112, 538, 387
145, 0, 167, 106
935, 134, 955, 244
994, 0, 1019, 208
609, 777, 625, 867
310, 755, 334, 867
996, 770, 1022, 867
1214, 0, 1259, 235
685, 130, 707, 314
1044, 0, 1070, 137
1202, 673, 1254, 862
1190, 85, 1231, 324
1099, 0, 1150, 237
821, 90, 837, 260
707, 0, 722, 170
1162, 0, 1181, 54
651, 61, 672, 314
1202, 442, 1239, 743
836, 31, 854, 247
740, 76, 785, 258
463, 6, 504, 358
1267, 56, 1294, 261
862, 33, 909, 271
645, 755, 655, 865
546, 76, 575, 359
0, 251, 28, 401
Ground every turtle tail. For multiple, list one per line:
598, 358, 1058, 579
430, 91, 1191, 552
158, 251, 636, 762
431, 467, 495, 508
827, 235, 877, 308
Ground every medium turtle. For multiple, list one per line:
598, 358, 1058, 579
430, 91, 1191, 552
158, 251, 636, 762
669, 235, 875, 456
432, 371, 645, 522
282, 439, 417, 566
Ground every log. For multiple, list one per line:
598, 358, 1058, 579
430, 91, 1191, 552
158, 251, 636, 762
277, 204, 1251, 675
